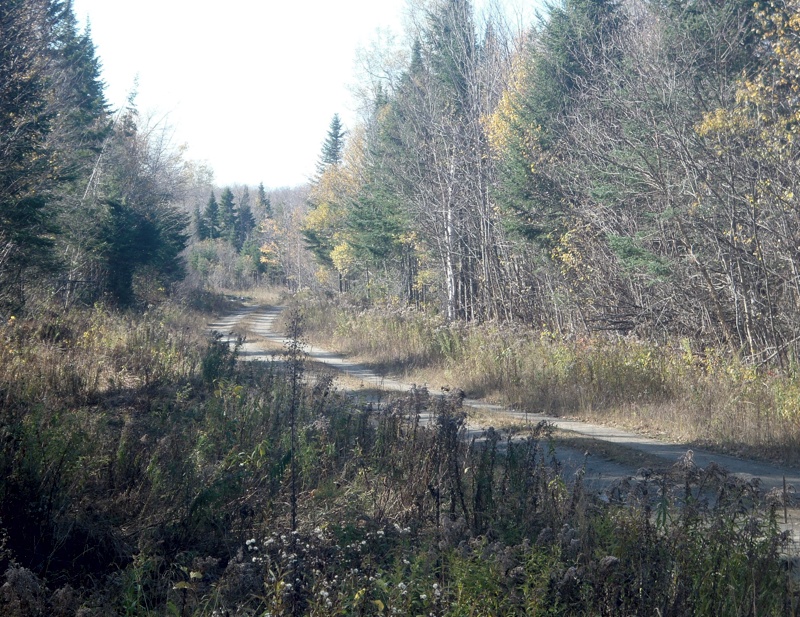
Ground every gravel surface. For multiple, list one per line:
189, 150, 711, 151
210, 304, 800, 543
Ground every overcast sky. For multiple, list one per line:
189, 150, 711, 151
71, 0, 536, 189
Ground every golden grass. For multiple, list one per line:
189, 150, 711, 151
218, 285, 286, 306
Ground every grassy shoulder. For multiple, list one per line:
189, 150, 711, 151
295, 295, 800, 467
0, 290, 795, 616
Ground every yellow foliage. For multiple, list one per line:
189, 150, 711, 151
330, 242, 356, 275
302, 126, 368, 273
694, 0, 800, 225
415, 268, 438, 292
314, 266, 332, 285
308, 126, 366, 208
259, 240, 281, 266
699, 0, 800, 144
551, 223, 596, 282
304, 202, 340, 232
484, 48, 543, 169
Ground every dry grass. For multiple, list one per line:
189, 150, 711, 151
297, 297, 800, 466
219, 285, 286, 306
0, 292, 794, 616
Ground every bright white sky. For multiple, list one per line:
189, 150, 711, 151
72, 0, 537, 189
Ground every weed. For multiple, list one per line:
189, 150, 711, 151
0, 295, 795, 615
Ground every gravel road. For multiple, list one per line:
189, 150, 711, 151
210, 304, 800, 541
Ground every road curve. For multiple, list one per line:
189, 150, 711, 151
209, 304, 800, 537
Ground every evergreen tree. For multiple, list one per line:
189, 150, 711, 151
218, 187, 237, 244
47, 1, 112, 305
241, 235, 268, 276
235, 186, 255, 250
203, 191, 220, 239
316, 114, 346, 174
47, 1, 109, 180
194, 205, 209, 240
257, 182, 273, 218
98, 105, 188, 305
492, 0, 624, 246
0, 0, 57, 309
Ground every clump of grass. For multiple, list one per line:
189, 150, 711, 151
100, 389, 800, 614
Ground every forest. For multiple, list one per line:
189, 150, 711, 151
300, 0, 800, 366
3, 0, 800, 615
4, 0, 800, 359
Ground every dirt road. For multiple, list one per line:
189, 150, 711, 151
210, 304, 800, 538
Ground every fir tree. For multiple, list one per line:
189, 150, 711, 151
218, 188, 237, 244
235, 187, 255, 250
194, 205, 209, 240
0, 0, 57, 309
98, 104, 188, 305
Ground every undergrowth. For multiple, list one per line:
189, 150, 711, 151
298, 296, 800, 465
0, 297, 796, 615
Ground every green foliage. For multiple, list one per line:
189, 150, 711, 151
234, 186, 255, 250
607, 234, 671, 279
0, 0, 198, 313
0, 0, 58, 309
217, 188, 237, 245
201, 332, 238, 385
257, 181, 273, 218
201, 191, 219, 240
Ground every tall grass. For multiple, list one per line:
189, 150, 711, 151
0, 296, 795, 616
299, 297, 800, 463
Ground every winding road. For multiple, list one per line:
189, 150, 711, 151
209, 304, 800, 541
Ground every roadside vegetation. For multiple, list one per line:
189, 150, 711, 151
0, 292, 795, 616
299, 296, 800, 466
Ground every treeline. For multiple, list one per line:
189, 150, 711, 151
303, 0, 800, 365
1, 0, 194, 311
184, 181, 322, 291
187, 184, 272, 289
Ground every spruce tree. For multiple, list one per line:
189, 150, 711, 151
203, 191, 220, 239
257, 182, 273, 218
98, 104, 188, 305
235, 186, 255, 250
0, 0, 57, 309
48, 2, 112, 305
194, 205, 209, 240
316, 114, 346, 174
47, 1, 109, 180
218, 188, 237, 244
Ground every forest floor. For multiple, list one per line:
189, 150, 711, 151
209, 303, 800, 545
